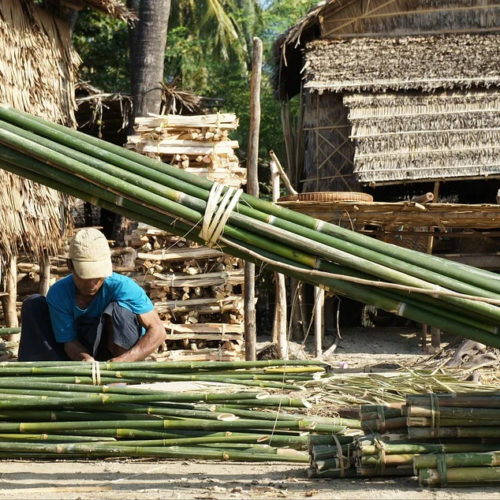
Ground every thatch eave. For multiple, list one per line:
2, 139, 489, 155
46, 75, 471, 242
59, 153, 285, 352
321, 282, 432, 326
304, 34, 500, 93
272, 1, 327, 101
45, 0, 136, 22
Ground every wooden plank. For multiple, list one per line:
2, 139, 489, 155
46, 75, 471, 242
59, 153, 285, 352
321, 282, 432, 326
277, 200, 500, 229
137, 247, 224, 261
165, 333, 242, 341
163, 322, 244, 334
134, 113, 238, 129
150, 270, 244, 288
129, 141, 238, 156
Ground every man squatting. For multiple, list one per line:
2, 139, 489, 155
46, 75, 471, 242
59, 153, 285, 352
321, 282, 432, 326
18, 228, 166, 362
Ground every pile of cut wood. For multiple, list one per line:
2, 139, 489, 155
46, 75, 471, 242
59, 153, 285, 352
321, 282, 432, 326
126, 113, 246, 188
124, 224, 245, 361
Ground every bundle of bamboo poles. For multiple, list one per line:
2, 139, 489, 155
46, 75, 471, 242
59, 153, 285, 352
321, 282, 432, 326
0, 359, 360, 461
2, 106, 500, 347
408, 393, 500, 487
308, 391, 500, 487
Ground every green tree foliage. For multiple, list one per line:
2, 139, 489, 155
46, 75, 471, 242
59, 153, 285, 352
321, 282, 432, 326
73, 10, 129, 92
72, 1, 316, 167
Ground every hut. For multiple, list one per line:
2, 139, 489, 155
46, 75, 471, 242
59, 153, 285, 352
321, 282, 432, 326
273, 1, 500, 349
274, 0, 500, 196
0, 0, 133, 330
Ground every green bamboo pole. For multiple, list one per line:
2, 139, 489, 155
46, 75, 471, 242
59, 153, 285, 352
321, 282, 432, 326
0, 441, 308, 462
408, 427, 500, 440
2, 126, 500, 331
0, 149, 496, 340
360, 442, 500, 456
5, 121, 500, 324
419, 466, 500, 487
361, 454, 415, 466
4, 149, 500, 347
0, 433, 115, 442
5, 105, 499, 294
407, 394, 500, 408
414, 451, 500, 469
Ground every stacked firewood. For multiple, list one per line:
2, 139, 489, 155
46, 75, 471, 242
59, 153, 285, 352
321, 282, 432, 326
125, 113, 246, 361
124, 224, 245, 361
125, 113, 246, 188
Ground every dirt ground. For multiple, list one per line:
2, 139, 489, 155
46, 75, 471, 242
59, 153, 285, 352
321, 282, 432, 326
1, 459, 498, 500
1, 326, 498, 499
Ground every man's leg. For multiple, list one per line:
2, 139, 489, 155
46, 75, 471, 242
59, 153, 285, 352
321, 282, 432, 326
18, 294, 68, 361
96, 302, 142, 360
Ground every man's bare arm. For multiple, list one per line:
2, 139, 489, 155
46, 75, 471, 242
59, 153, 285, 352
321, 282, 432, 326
64, 339, 95, 361
109, 309, 166, 362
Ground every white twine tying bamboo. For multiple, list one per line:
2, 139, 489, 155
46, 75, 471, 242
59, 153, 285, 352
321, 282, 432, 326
200, 183, 242, 248
91, 360, 101, 386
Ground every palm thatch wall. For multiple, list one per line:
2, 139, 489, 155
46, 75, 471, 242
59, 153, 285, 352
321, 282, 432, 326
0, 0, 81, 261
274, 0, 500, 192
345, 90, 500, 185
304, 34, 500, 93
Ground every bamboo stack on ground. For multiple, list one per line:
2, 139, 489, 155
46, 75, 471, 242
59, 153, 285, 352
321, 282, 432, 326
308, 389, 500, 484
3, 107, 500, 348
0, 359, 355, 462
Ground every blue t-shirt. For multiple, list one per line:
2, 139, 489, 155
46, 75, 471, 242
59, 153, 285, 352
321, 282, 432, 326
47, 273, 154, 343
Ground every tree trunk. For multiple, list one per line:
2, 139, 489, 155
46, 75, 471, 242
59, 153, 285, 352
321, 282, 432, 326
129, 0, 171, 120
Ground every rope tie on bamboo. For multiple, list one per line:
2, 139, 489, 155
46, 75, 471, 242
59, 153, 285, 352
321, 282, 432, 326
374, 436, 386, 476
91, 361, 101, 386
376, 405, 386, 433
430, 393, 440, 438
200, 183, 242, 248
332, 434, 347, 478
436, 453, 448, 487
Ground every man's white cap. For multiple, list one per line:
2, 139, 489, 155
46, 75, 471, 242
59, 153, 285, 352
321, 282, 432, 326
68, 228, 112, 279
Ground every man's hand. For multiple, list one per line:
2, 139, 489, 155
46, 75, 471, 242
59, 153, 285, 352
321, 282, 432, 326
109, 309, 166, 362
64, 339, 95, 362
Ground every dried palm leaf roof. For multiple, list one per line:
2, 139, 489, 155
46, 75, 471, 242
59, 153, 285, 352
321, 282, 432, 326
44, 0, 135, 22
273, 0, 500, 100
304, 34, 500, 93
346, 90, 500, 185
82, 0, 135, 21
0, 0, 78, 259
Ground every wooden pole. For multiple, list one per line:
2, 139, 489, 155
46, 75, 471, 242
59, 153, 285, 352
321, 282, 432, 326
244, 37, 262, 361
270, 159, 288, 359
39, 252, 51, 296
1, 255, 19, 349
314, 286, 324, 358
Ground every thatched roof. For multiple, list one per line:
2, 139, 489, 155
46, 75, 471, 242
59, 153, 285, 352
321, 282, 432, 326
44, 0, 135, 22
81, 0, 135, 21
0, 0, 80, 259
304, 34, 500, 93
273, 0, 500, 100
346, 90, 500, 185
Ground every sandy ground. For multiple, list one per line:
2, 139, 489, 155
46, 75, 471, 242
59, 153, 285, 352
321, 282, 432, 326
1, 460, 499, 500
1, 326, 497, 499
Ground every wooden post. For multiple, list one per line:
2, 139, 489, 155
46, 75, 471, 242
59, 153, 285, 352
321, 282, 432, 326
1, 255, 19, 348
244, 37, 262, 361
270, 158, 288, 359
39, 252, 51, 296
314, 286, 324, 358
422, 181, 441, 351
